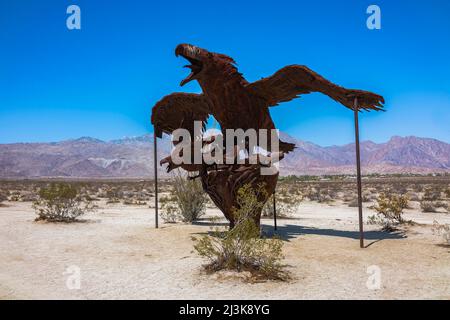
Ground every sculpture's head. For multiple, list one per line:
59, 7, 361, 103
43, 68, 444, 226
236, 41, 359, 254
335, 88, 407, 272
175, 44, 239, 87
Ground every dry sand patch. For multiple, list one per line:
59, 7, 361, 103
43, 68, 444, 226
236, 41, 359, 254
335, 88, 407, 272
0, 201, 449, 299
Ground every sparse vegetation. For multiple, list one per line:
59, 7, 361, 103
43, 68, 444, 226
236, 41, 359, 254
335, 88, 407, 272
421, 200, 448, 213
432, 221, 450, 245
420, 201, 438, 213
9, 191, 21, 202
160, 171, 207, 223
0, 191, 7, 206
33, 183, 95, 222
368, 193, 409, 231
262, 192, 300, 218
192, 184, 288, 281
423, 187, 442, 201
445, 188, 450, 199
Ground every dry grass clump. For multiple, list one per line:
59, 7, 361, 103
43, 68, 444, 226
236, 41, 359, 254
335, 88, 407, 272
192, 184, 289, 281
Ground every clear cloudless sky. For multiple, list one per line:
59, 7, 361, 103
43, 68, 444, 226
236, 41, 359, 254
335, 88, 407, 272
0, 0, 449, 145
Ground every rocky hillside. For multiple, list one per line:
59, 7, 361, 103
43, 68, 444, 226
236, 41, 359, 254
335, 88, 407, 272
0, 134, 449, 178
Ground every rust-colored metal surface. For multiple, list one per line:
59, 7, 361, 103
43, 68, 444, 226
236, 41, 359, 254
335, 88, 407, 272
151, 44, 384, 228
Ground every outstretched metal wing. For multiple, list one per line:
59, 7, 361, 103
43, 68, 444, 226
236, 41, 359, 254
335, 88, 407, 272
151, 93, 211, 173
151, 92, 211, 138
246, 65, 384, 111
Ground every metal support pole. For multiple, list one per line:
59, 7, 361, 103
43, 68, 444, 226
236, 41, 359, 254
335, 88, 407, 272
273, 191, 277, 231
153, 129, 159, 229
353, 98, 364, 248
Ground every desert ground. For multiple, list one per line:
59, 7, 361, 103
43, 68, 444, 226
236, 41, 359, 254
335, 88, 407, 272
1, 177, 449, 300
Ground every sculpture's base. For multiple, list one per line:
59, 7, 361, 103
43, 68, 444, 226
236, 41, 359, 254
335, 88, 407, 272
200, 165, 278, 228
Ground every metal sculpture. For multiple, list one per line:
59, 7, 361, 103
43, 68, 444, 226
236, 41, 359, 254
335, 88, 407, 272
151, 44, 384, 229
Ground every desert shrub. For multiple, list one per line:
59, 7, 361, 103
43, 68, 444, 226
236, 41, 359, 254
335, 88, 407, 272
262, 193, 300, 218
348, 198, 359, 207
159, 195, 178, 223
9, 191, 21, 201
347, 194, 370, 207
444, 188, 450, 199
406, 191, 421, 202
33, 183, 95, 222
161, 171, 207, 223
362, 191, 374, 203
317, 188, 336, 203
305, 186, 318, 201
160, 204, 179, 223
305, 186, 334, 203
193, 184, 288, 281
0, 192, 7, 206
105, 188, 122, 202
423, 187, 441, 201
432, 221, 450, 245
343, 194, 354, 203
392, 184, 408, 195
368, 193, 409, 230
412, 184, 424, 193
420, 201, 437, 213
421, 200, 448, 213
20, 192, 39, 202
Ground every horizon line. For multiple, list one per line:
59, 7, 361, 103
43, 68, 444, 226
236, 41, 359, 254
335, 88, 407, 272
0, 133, 448, 148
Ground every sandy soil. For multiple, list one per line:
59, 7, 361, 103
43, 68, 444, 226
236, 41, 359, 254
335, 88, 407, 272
0, 200, 449, 300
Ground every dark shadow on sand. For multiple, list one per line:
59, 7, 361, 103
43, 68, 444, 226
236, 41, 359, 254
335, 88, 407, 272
262, 224, 407, 244
192, 219, 230, 227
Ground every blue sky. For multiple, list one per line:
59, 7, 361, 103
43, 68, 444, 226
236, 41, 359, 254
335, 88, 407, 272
1, 0, 449, 146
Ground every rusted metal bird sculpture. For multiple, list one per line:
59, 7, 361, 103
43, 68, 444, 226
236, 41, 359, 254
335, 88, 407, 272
151, 44, 384, 228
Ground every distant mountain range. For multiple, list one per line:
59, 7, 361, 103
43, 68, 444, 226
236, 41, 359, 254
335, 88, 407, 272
0, 134, 449, 178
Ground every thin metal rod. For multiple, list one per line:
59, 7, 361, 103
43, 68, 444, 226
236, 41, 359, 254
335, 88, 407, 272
273, 191, 277, 231
353, 98, 364, 248
153, 129, 159, 229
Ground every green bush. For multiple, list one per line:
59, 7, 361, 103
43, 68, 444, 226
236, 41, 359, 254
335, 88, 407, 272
368, 193, 409, 231
192, 184, 288, 281
33, 183, 95, 222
